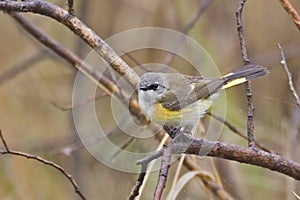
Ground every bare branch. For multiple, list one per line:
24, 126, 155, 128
184, 138, 300, 180
129, 149, 164, 200
236, 0, 256, 148
207, 112, 273, 153
278, 43, 300, 107
0, 0, 140, 88
52, 92, 109, 111
236, 0, 250, 64
0, 50, 47, 86
0, 130, 9, 151
0, 130, 86, 200
154, 147, 172, 200
109, 137, 136, 159
292, 191, 300, 199
183, 156, 234, 200
9, 11, 149, 125
10, 12, 113, 91
279, 0, 300, 31
66, 0, 74, 15
163, 0, 214, 66
128, 163, 148, 200
140, 135, 300, 181
131, 135, 300, 199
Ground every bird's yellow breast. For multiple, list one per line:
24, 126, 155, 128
149, 100, 212, 126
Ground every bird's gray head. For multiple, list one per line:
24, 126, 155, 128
138, 72, 168, 110
139, 72, 167, 96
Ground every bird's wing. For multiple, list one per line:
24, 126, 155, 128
158, 76, 224, 111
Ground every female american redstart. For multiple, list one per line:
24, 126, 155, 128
138, 64, 268, 127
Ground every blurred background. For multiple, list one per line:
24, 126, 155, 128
0, 0, 299, 199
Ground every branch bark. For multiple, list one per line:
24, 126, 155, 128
0, 0, 140, 88
0, 130, 86, 200
279, 0, 300, 31
236, 0, 255, 147
184, 139, 300, 180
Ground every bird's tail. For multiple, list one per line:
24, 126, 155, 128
221, 64, 269, 90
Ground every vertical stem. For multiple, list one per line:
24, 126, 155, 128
236, 0, 256, 147
153, 147, 172, 200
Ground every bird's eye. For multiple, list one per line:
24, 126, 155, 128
150, 82, 160, 90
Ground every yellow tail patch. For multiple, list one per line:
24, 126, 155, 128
221, 77, 247, 90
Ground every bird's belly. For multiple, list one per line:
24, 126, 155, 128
149, 99, 212, 126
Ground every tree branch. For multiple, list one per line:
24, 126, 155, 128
279, 0, 300, 31
66, 0, 74, 15
139, 136, 300, 181
163, 0, 214, 66
0, 0, 140, 88
183, 156, 234, 200
0, 130, 86, 200
236, 0, 256, 148
9, 12, 149, 125
207, 112, 273, 153
129, 149, 164, 200
154, 146, 172, 200
130, 135, 300, 199
0, 50, 48, 86
278, 43, 300, 106
183, 139, 300, 180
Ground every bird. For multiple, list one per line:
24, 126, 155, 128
138, 64, 268, 128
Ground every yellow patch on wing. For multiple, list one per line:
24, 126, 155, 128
221, 77, 247, 90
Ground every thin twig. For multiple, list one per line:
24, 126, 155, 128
236, 0, 250, 64
0, 50, 47, 86
163, 0, 214, 66
279, 0, 300, 31
9, 12, 148, 125
0, 130, 9, 151
278, 43, 300, 107
236, 0, 256, 148
158, 126, 235, 199
0, 0, 140, 88
134, 134, 170, 199
136, 147, 165, 167
183, 156, 234, 200
66, 0, 74, 15
122, 52, 150, 72
10, 12, 148, 123
132, 134, 300, 200
59, 124, 127, 156
74, 0, 89, 57
129, 149, 164, 200
128, 163, 148, 200
10, 13, 118, 95
292, 191, 300, 200
207, 112, 272, 153
154, 146, 172, 200
169, 154, 185, 196
52, 92, 109, 111
0, 130, 86, 200
110, 137, 136, 159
